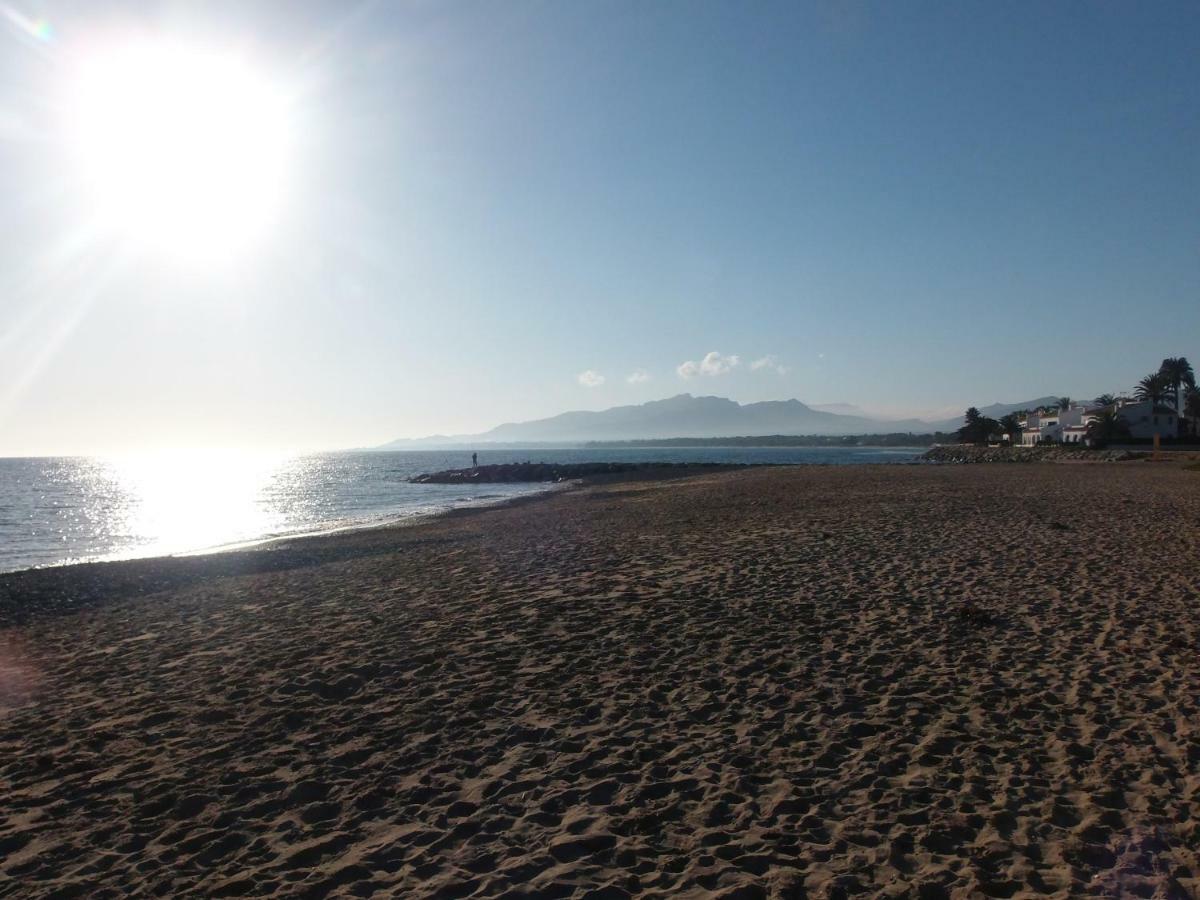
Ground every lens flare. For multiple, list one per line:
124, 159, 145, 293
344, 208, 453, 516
2, 6, 53, 44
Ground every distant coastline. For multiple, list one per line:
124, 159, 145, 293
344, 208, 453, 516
582, 433, 950, 448
373, 393, 1063, 450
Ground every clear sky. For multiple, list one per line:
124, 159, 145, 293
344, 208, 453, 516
1, 1, 1197, 455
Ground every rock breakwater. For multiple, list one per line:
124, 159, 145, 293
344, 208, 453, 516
408, 461, 746, 484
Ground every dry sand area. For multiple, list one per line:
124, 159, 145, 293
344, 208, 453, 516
1, 464, 1199, 898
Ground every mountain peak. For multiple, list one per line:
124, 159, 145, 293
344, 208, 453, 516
374, 393, 1074, 448
378, 393, 936, 447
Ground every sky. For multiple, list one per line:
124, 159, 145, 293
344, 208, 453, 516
0, 0, 1197, 455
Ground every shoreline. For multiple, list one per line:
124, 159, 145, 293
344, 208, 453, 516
0, 478, 576, 626
0, 482, 564, 581
0, 464, 755, 625
0, 451, 927, 578
2, 464, 1198, 896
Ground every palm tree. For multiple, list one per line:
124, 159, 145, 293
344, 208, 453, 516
1085, 410, 1131, 448
1158, 357, 1195, 409
1058, 396, 1071, 411
998, 413, 1022, 443
1158, 357, 1195, 437
1135, 372, 1172, 408
1093, 393, 1116, 408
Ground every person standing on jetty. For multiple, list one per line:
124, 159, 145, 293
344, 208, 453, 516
471, 452, 477, 468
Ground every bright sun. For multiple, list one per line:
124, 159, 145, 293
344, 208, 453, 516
63, 38, 291, 259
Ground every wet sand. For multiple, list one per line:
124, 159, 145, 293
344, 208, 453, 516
1, 465, 1198, 898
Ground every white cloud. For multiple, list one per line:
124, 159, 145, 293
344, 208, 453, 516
577, 370, 605, 387
750, 355, 788, 375
626, 370, 650, 384
677, 351, 740, 378
701, 351, 739, 375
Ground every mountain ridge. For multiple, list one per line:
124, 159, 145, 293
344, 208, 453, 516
374, 394, 1065, 448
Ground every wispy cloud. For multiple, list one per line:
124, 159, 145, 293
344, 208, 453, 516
677, 351, 739, 379
577, 369, 605, 387
626, 370, 650, 384
750, 355, 788, 375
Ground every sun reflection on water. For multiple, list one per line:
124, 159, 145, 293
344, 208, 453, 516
103, 450, 291, 559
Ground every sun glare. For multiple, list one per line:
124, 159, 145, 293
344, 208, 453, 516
106, 450, 286, 558
62, 37, 291, 259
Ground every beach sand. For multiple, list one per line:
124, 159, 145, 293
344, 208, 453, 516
1, 464, 1198, 898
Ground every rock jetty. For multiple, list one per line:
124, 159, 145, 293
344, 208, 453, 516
921, 445, 1141, 464
408, 462, 745, 484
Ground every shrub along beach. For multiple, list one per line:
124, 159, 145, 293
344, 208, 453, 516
1, 463, 1198, 897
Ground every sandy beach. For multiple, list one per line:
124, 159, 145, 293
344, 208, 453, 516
1, 464, 1198, 898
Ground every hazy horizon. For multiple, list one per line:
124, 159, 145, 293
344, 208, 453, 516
2, 1, 1197, 456
0, 385, 1122, 456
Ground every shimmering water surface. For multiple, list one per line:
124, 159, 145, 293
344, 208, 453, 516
0, 447, 919, 572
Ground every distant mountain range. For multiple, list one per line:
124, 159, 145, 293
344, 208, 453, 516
375, 394, 1064, 448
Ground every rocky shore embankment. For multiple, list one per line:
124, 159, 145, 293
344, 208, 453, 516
409, 461, 745, 484
921, 444, 1142, 463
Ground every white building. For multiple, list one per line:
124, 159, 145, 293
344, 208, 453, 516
1018, 400, 1177, 445
1111, 400, 1177, 440
1018, 408, 1068, 445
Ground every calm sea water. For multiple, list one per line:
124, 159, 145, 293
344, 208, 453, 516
0, 447, 919, 573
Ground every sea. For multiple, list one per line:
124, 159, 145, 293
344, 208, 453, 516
0, 447, 921, 573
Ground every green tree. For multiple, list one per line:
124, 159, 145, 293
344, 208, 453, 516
1085, 410, 1131, 448
998, 412, 1022, 443
1158, 357, 1195, 437
1135, 372, 1172, 408
956, 407, 1001, 445
1057, 396, 1071, 410
1093, 393, 1117, 408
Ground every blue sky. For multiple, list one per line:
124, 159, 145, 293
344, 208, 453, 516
1, 1, 1197, 453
